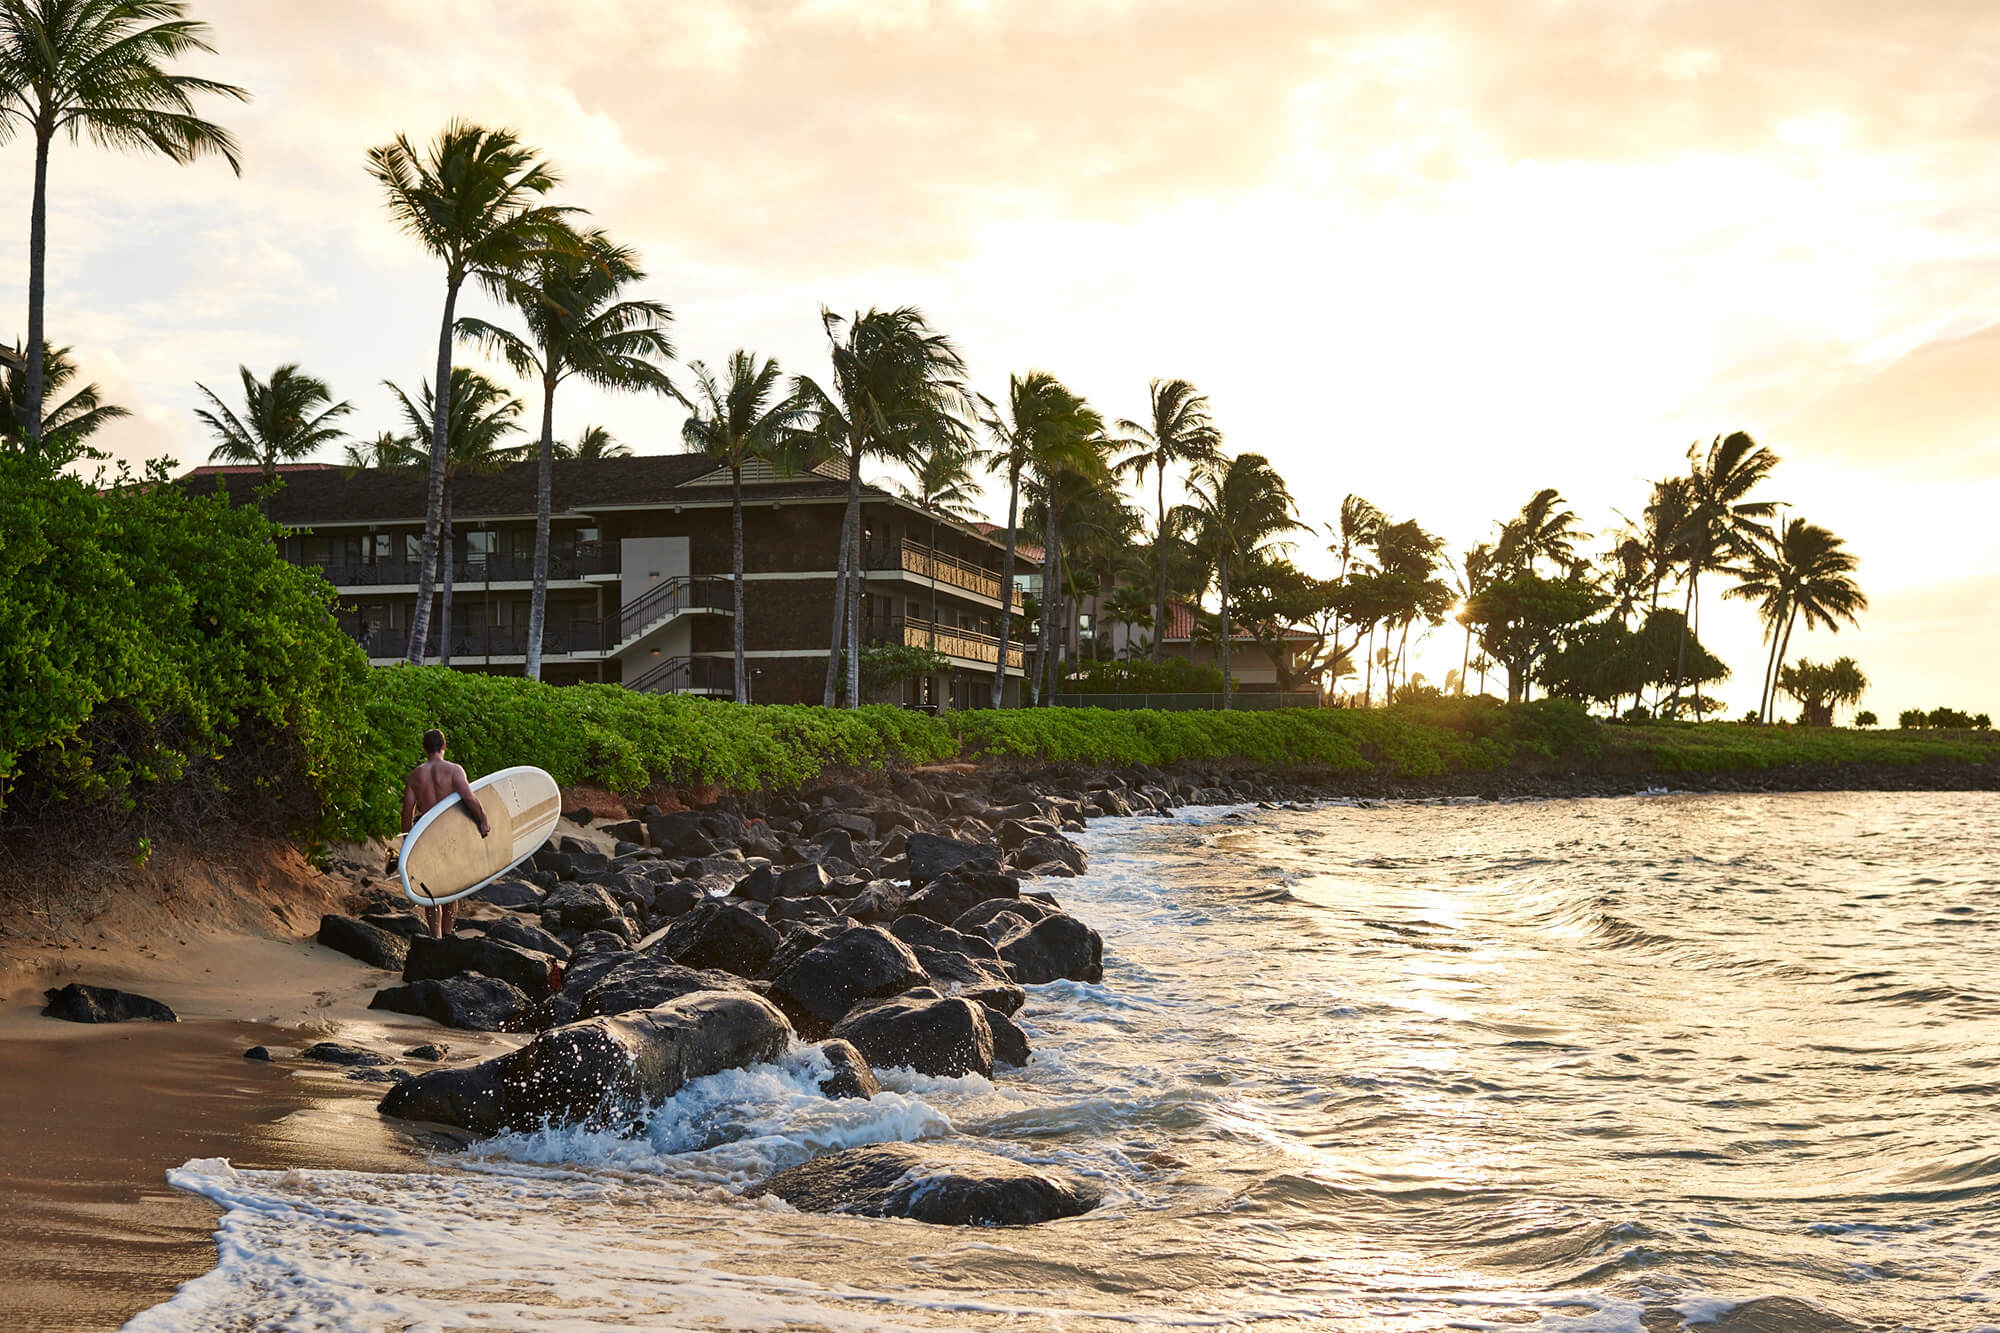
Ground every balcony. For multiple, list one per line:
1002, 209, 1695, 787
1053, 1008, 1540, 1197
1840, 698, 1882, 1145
347, 618, 611, 661
880, 616, 1023, 670
876, 540, 1023, 610
310, 543, 615, 588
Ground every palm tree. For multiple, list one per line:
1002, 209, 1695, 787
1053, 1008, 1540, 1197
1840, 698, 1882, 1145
1025, 431, 1116, 699
459, 228, 674, 681
1497, 487, 1587, 576
1455, 541, 1494, 694
0, 339, 125, 450
1727, 518, 1866, 723
681, 350, 810, 703
793, 307, 971, 707
1173, 452, 1299, 709
894, 426, 983, 672
340, 431, 408, 476
368, 120, 575, 666
1114, 379, 1221, 665
194, 363, 352, 494
1666, 431, 1779, 715
0, 0, 246, 450
977, 371, 1102, 706
386, 368, 524, 665
559, 424, 631, 459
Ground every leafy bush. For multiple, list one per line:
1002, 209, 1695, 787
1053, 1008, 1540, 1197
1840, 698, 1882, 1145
348, 668, 957, 835
1854, 711, 1877, 728
1899, 709, 1925, 729
0, 455, 367, 836
1060, 657, 1226, 694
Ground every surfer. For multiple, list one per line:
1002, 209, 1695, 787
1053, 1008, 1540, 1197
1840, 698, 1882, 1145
398, 728, 490, 937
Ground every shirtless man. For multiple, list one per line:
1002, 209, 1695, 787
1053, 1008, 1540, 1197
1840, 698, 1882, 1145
399, 728, 489, 937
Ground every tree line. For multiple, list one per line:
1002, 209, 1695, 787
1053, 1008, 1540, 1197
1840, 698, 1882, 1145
1, 1, 1883, 725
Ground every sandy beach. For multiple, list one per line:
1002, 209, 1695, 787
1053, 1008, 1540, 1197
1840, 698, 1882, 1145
0, 840, 527, 1331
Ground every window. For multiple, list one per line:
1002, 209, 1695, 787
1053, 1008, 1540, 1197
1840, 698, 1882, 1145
467, 530, 494, 557
370, 533, 392, 563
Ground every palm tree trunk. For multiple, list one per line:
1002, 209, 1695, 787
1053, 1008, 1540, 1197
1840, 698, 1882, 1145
439, 488, 455, 668
1219, 552, 1233, 711
1769, 605, 1800, 724
1153, 463, 1167, 665
526, 375, 556, 682
732, 462, 747, 703
1757, 607, 1783, 725
405, 278, 461, 664
21, 128, 50, 447
823, 502, 852, 706
1038, 494, 1061, 704
844, 443, 864, 708
991, 464, 1021, 707
1363, 622, 1376, 706
1669, 560, 1700, 715
1460, 621, 1472, 696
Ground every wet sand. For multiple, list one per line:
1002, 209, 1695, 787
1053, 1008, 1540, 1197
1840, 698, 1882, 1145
0, 1014, 438, 1331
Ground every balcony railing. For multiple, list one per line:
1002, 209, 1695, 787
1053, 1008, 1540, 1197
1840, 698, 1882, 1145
311, 543, 614, 588
875, 540, 1023, 610
612, 575, 734, 644
878, 616, 1024, 670
626, 654, 735, 696
346, 618, 612, 661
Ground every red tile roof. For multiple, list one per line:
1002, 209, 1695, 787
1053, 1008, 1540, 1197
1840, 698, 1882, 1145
1162, 600, 1317, 643
970, 523, 1045, 564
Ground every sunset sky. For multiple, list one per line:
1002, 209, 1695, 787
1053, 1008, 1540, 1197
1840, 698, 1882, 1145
7, 0, 1998, 716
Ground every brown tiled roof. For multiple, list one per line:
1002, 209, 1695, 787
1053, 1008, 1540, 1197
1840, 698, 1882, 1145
1162, 600, 1317, 643
971, 523, 1045, 564
184, 463, 339, 476
175, 455, 881, 525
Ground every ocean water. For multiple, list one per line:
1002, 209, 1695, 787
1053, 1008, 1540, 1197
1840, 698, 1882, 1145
128, 792, 2000, 1332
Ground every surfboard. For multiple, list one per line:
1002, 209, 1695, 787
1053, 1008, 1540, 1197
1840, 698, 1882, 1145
399, 765, 563, 908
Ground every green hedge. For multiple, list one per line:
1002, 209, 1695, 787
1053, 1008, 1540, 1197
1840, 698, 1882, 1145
945, 696, 1600, 778
349, 668, 958, 835
1604, 719, 2000, 773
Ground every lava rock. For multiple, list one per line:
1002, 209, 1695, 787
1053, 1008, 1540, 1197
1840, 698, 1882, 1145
767, 925, 927, 1037
831, 994, 995, 1079
647, 811, 719, 858
403, 932, 561, 1000
889, 915, 1002, 962
476, 915, 571, 961
579, 956, 748, 1018
477, 879, 545, 911
40, 983, 177, 1024
540, 882, 623, 934
815, 1038, 881, 1100
316, 914, 410, 970
403, 1043, 449, 1062
243, 1045, 274, 1061
837, 880, 906, 925
987, 1008, 1032, 1067
952, 897, 1051, 938
773, 861, 834, 899
360, 910, 429, 938
369, 976, 531, 1031
300, 1040, 390, 1067
907, 832, 1004, 885
731, 864, 778, 904
746, 1142, 1099, 1226
995, 912, 1104, 985
378, 991, 793, 1135
599, 819, 646, 845
1012, 834, 1086, 876
645, 898, 779, 977
767, 894, 842, 928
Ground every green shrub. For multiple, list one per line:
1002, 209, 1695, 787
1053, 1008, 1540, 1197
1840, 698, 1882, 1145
0, 455, 367, 836
1060, 657, 1226, 694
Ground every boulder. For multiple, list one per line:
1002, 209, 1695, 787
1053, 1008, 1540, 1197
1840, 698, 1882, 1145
40, 983, 176, 1024
837, 880, 906, 925
404, 1043, 449, 1062
598, 819, 646, 845
739, 821, 786, 862
477, 879, 544, 911
377, 991, 793, 1135
907, 832, 1003, 885
831, 995, 994, 1079
647, 811, 719, 858
476, 915, 570, 961
807, 808, 877, 841
773, 861, 833, 899
961, 982, 1027, 1017
889, 915, 1001, 962
1013, 834, 1086, 876
995, 912, 1104, 985
910, 944, 1014, 994
952, 897, 1051, 937
996, 817, 1060, 852
646, 898, 779, 977
811, 827, 859, 866
731, 864, 778, 904
579, 956, 748, 1018
767, 894, 842, 928
816, 1038, 881, 1100
300, 1040, 390, 1067
404, 932, 561, 1001
369, 976, 531, 1031
316, 914, 409, 970
768, 925, 927, 1037
746, 1142, 1098, 1226
360, 910, 428, 938
540, 882, 623, 934
987, 1008, 1032, 1067
904, 872, 1019, 928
